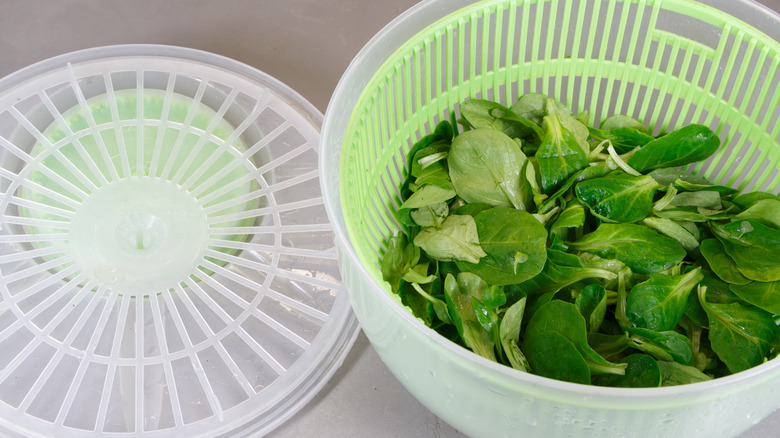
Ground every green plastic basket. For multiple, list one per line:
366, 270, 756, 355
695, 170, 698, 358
341, 0, 779, 280
322, 0, 780, 437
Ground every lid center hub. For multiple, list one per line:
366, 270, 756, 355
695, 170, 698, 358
116, 212, 167, 252
69, 177, 209, 296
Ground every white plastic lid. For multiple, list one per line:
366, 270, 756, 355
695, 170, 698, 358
0, 45, 359, 437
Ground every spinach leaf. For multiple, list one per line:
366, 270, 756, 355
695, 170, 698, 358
732, 192, 780, 210
640, 217, 700, 253
546, 99, 591, 154
442, 272, 470, 339
381, 233, 421, 290
710, 219, 780, 282
576, 172, 659, 223
649, 168, 711, 187
397, 281, 434, 326
733, 199, 780, 229
658, 361, 713, 386
600, 114, 648, 132
587, 332, 630, 359
457, 207, 547, 285
550, 201, 586, 240
525, 300, 627, 375
575, 284, 607, 333
729, 281, 780, 315
510, 93, 547, 124
568, 223, 687, 275
461, 319, 496, 361
459, 99, 543, 140
525, 160, 547, 208
473, 297, 501, 356
687, 269, 743, 309
414, 214, 487, 264
514, 250, 618, 297
537, 165, 610, 214
651, 207, 734, 223
626, 326, 695, 365
672, 179, 737, 196
684, 293, 709, 330
536, 101, 589, 193
626, 124, 721, 173
670, 190, 723, 209
481, 284, 507, 308
448, 128, 533, 209
451, 202, 493, 217
549, 234, 569, 252
678, 220, 702, 241
401, 262, 437, 285
499, 295, 530, 371
402, 123, 454, 199
684, 267, 748, 329
568, 252, 627, 274
444, 273, 496, 361
399, 184, 456, 210
410, 282, 452, 324
699, 238, 751, 285
588, 126, 655, 154
771, 325, 780, 360
592, 354, 661, 388
405, 121, 453, 172
409, 159, 454, 194
511, 94, 589, 149
410, 141, 451, 182
699, 286, 776, 374
409, 202, 449, 228
524, 331, 591, 384
615, 270, 631, 328
626, 268, 704, 331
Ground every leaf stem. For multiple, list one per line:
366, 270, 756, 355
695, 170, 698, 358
417, 151, 449, 169
607, 144, 642, 176
653, 186, 679, 210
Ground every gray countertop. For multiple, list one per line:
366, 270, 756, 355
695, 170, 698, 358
1, 1, 779, 437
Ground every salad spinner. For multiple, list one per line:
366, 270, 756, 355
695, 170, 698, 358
320, 0, 780, 437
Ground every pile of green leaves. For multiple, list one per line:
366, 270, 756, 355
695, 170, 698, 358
381, 94, 780, 387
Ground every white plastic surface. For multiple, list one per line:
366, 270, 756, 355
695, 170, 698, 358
0, 45, 359, 437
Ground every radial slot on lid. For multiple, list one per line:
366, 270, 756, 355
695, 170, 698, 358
0, 46, 357, 437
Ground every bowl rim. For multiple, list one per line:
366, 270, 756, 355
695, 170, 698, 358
320, 0, 780, 402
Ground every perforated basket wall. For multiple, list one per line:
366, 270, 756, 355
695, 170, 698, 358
339, 0, 780, 285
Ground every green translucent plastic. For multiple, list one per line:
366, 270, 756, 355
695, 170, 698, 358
341, 0, 780, 289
